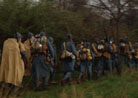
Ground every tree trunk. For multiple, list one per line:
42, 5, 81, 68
116, 20, 121, 75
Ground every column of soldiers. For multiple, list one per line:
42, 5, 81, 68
0, 32, 138, 97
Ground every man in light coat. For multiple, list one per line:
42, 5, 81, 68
0, 32, 26, 97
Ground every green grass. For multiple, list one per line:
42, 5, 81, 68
21, 70, 138, 98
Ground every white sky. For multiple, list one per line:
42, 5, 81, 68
34, 0, 39, 2
32, 0, 96, 4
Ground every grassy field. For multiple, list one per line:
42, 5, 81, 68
21, 70, 138, 98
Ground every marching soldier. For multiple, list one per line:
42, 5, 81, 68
24, 32, 34, 76
48, 37, 57, 83
77, 40, 92, 83
92, 39, 104, 78
31, 32, 54, 90
0, 32, 26, 97
60, 34, 77, 85
103, 38, 113, 75
134, 42, 138, 70
119, 38, 127, 74
124, 38, 133, 72
110, 38, 118, 72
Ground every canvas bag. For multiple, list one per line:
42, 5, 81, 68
61, 42, 75, 60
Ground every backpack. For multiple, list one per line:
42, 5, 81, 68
32, 38, 42, 53
112, 43, 117, 53
32, 35, 47, 53
120, 42, 126, 53
79, 49, 87, 60
61, 42, 75, 61
79, 48, 92, 61
97, 44, 104, 52
135, 48, 138, 59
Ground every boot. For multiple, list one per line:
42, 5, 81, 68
0, 87, 3, 98
8, 86, 19, 98
2, 86, 12, 98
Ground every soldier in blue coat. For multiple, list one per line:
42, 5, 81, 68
110, 38, 118, 72
77, 41, 93, 83
48, 37, 57, 83
124, 38, 134, 72
60, 34, 77, 85
119, 38, 127, 74
134, 42, 138, 70
31, 32, 54, 90
92, 39, 104, 78
103, 38, 113, 75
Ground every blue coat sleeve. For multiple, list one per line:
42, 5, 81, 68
47, 40, 54, 58
71, 43, 77, 57
108, 44, 113, 53
53, 45, 57, 62
60, 43, 64, 55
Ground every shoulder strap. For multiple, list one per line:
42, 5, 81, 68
92, 43, 98, 54
63, 42, 66, 50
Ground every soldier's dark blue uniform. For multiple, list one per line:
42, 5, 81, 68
61, 34, 77, 84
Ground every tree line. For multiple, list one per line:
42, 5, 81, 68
0, 0, 138, 49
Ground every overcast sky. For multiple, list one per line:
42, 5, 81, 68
33, 0, 39, 2
32, 0, 96, 4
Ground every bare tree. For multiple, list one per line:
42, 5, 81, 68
54, 0, 89, 11
70, 0, 88, 11
90, 0, 137, 43
89, 0, 137, 75
54, 0, 71, 10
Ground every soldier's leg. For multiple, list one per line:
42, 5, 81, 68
61, 72, 72, 85
63, 72, 72, 81
50, 66, 56, 84
78, 62, 85, 81
112, 59, 114, 72
78, 72, 83, 81
119, 55, 126, 73
107, 59, 112, 74
127, 57, 133, 72
115, 54, 118, 72
0, 82, 4, 91
34, 77, 40, 90
49, 66, 54, 81
87, 62, 92, 80
97, 57, 103, 78
103, 57, 107, 75
8, 85, 20, 97
2, 83, 14, 98
0, 82, 5, 97
43, 72, 50, 89
119, 55, 123, 73
135, 58, 138, 70
112, 54, 115, 72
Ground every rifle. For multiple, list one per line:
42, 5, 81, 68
65, 23, 71, 34
15, 32, 28, 69
43, 24, 46, 33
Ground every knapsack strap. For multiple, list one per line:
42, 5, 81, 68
63, 42, 67, 51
